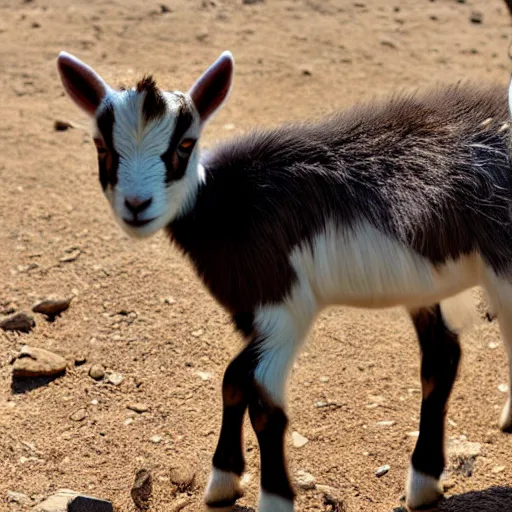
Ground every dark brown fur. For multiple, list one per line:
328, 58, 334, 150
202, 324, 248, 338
137, 75, 167, 122
169, 83, 511, 316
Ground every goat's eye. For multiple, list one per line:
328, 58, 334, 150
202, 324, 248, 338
178, 139, 196, 155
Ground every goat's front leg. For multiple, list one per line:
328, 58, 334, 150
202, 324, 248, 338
406, 304, 461, 510
204, 347, 253, 510
248, 297, 315, 512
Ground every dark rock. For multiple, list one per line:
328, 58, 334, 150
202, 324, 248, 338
68, 495, 113, 512
131, 469, 152, 510
1, 312, 35, 333
32, 297, 72, 319
470, 11, 483, 24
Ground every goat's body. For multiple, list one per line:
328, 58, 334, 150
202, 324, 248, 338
56, 52, 512, 511
169, 83, 511, 314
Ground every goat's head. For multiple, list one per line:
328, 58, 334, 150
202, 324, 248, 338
56, 51, 234, 237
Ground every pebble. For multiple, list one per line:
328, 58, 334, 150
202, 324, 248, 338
170, 465, 197, 494
1, 312, 35, 333
89, 364, 105, 381
162, 296, 176, 305
124, 418, 134, 426
319, 376, 329, 383
488, 341, 500, 349
292, 431, 309, 448
498, 383, 508, 393
492, 465, 505, 473
196, 371, 213, 381
376, 465, 390, 477
470, 11, 483, 24
295, 470, 316, 490
59, 248, 81, 263
408, 431, 420, 438
54, 120, 74, 131
32, 297, 72, 319
13, 345, 67, 378
150, 435, 162, 443
127, 402, 149, 413
74, 356, 86, 366
160, 4, 172, 13
131, 469, 152, 510
7, 491, 32, 506
70, 409, 87, 422
376, 420, 396, 427
107, 372, 123, 386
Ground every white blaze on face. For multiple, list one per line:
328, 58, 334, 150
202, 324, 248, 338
98, 90, 202, 238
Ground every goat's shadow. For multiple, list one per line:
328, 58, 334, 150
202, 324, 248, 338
394, 486, 512, 512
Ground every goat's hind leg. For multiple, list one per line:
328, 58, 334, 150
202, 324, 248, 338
482, 273, 512, 432
406, 304, 461, 510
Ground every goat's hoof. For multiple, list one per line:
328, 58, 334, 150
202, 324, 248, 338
204, 468, 244, 511
405, 467, 443, 511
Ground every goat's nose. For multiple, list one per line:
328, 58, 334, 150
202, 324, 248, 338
124, 196, 153, 215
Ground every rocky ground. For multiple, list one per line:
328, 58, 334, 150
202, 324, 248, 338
2, 0, 512, 511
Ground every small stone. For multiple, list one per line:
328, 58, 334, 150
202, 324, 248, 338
150, 435, 162, 443
70, 409, 87, 422
170, 465, 197, 494
34, 489, 79, 511
127, 403, 149, 413
470, 11, 483, 24
131, 469, 152, 510
54, 120, 74, 131
68, 496, 113, 512
292, 431, 309, 448
301, 67, 313, 76
160, 3, 172, 13
376, 420, 396, 427
191, 329, 204, 337
295, 470, 316, 490
408, 431, 420, 438
7, 491, 32, 506
319, 376, 329, 383
1, 312, 35, 333
91, 399, 98, 405
488, 341, 500, 349
13, 346, 66, 378
492, 465, 505, 473
196, 371, 213, 381
376, 465, 390, 477
107, 372, 123, 386
124, 418, 134, 426
32, 297, 72, 318
380, 39, 397, 49
75, 356, 86, 366
89, 364, 105, 381
499, 383, 508, 393
162, 296, 176, 305
59, 248, 81, 263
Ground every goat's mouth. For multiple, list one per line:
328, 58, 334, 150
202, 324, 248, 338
123, 217, 157, 227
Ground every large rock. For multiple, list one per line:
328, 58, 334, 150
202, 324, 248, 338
32, 297, 72, 319
13, 345, 67, 378
34, 489, 78, 511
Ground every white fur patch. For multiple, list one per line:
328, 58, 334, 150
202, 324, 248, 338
290, 221, 479, 310
204, 467, 243, 508
258, 490, 294, 512
253, 280, 317, 408
406, 466, 443, 510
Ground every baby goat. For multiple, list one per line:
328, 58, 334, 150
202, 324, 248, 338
57, 51, 512, 511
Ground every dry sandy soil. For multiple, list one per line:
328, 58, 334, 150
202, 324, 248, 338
2, 0, 512, 511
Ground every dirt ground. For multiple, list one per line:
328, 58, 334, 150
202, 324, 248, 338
2, 0, 512, 511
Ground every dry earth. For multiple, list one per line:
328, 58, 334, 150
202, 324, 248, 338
2, 0, 512, 511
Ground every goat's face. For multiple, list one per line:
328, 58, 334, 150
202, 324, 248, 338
56, 52, 234, 238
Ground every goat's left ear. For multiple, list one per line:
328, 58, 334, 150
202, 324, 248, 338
57, 51, 110, 116
188, 51, 234, 125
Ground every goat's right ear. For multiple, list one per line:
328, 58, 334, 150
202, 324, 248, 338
188, 51, 234, 125
57, 52, 110, 116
